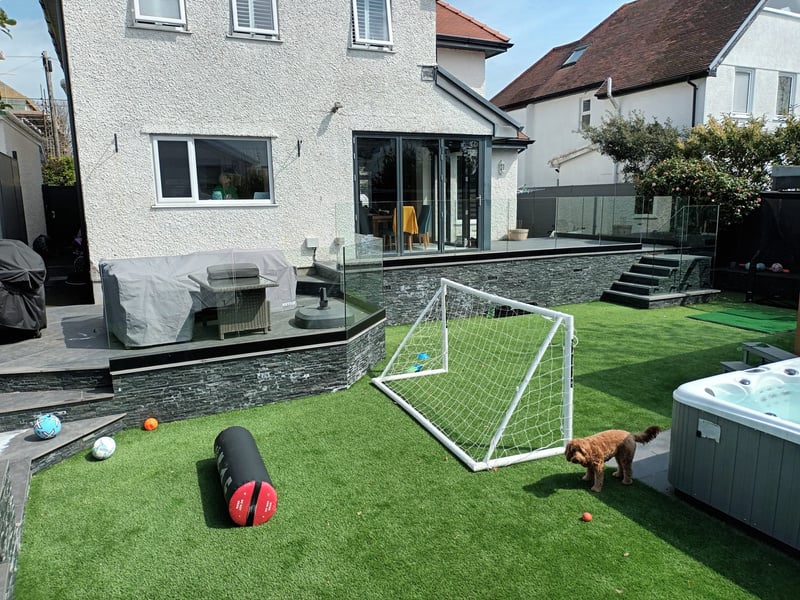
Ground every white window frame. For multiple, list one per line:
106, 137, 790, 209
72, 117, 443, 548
133, 0, 187, 27
352, 0, 393, 48
579, 98, 591, 130
232, 0, 279, 36
776, 72, 796, 117
733, 68, 754, 115
152, 136, 275, 207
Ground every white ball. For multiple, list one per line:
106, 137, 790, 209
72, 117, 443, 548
92, 436, 116, 460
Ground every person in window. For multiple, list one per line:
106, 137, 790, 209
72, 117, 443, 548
213, 173, 238, 199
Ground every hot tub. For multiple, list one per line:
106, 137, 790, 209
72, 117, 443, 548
669, 357, 800, 550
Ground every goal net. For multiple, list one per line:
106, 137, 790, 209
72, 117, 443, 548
373, 278, 574, 472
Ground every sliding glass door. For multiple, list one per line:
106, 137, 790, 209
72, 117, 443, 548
355, 134, 484, 256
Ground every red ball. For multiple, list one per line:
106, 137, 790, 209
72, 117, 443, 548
143, 417, 159, 431
581, 512, 593, 522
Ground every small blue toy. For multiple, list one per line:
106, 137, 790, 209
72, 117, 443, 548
417, 352, 430, 360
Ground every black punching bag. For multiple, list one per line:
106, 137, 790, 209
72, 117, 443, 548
213, 426, 277, 526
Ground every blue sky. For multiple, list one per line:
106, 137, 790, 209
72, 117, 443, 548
0, 1, 630, 103
445, 1, 631, 97
0, 0, 66, 100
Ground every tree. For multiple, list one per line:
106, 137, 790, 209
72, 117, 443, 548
42, 156, 76, 186
773, 115, 800, 165
0, 8, 16, 38
680, 115, 778, 192
580, 110, 683, 180
636, 157, 761, 226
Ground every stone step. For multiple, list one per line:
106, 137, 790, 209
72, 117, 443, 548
601, 288, 721, 309
0, 413, 127, 474
630, 263, 675, 277
639, 254, 683, 268
610, 281, 660, 296
0, 388, 115, 434
619, 271, 667, 286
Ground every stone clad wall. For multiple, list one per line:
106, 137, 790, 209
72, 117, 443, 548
382, 251, 643, 324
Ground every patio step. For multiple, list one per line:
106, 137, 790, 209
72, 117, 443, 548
601, 288, 721, 309
0, 388, 116, 434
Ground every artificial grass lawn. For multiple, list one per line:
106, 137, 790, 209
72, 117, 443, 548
17, 297, 800, 599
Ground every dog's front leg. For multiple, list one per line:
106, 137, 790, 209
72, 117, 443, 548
581, 467, 592, 482
590, 462, 605, 492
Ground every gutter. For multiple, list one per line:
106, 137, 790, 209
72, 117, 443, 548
687, 79, 698, 126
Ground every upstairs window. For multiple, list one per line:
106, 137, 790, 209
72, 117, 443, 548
733, 69, 753, 114
352, 0, 393, 47
152, 136, 275, 206
777, 73, 796, 116
563, 45, 588, 66
232, 0, 279, 36
579, 99, 591, 130
134, 0, 186, 27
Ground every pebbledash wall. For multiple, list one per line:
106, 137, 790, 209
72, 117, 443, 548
58, 0, 509, 272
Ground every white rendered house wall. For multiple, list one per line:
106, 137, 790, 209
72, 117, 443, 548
60, 0, 498, 270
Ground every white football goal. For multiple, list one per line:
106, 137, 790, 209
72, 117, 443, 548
373, 278, 574, 472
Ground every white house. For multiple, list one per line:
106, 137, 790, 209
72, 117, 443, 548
493, 0, 800, 190
39, 0, 525, 278
0, 82, 46, 244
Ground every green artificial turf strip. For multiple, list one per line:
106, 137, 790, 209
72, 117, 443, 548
687, 309, 796, 333
17, 299, 800, 599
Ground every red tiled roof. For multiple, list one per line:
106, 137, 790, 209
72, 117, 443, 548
436, 1, 510, 43
492, 0, 762, 110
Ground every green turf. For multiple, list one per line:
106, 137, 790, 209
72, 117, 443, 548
688, 308, 796, 333
16, 298, 800, 599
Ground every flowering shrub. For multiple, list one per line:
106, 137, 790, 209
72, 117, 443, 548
636, 157, 761, 225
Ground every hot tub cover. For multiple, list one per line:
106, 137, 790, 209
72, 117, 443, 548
99, 248, 296, 348
0, 239, 47, 334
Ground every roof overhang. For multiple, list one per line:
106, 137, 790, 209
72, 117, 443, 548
436, 34, 513, 59
435, 66, 528, 142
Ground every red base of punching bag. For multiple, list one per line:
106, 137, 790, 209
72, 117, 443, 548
214, 426, 277, 526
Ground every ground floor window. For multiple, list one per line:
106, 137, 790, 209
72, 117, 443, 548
354, 134, 485, 255
152, 136, 274, 206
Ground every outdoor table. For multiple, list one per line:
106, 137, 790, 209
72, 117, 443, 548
188, 273, 278, 339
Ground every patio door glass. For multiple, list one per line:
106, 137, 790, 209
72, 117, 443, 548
443, 139, 480, 249
355, 135, 483, 255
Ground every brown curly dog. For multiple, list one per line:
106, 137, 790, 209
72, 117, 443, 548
564, 426, 660, 492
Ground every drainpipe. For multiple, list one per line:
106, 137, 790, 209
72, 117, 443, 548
606, 77, 621, 183
606, 77, 620, 113
687, 79, 698, 126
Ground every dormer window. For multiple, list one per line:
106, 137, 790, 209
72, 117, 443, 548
563, 45, 588, 66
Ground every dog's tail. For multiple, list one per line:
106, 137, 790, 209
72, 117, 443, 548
633, 426, 660, 444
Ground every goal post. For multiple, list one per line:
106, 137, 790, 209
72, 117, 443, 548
373, 278, 574, 472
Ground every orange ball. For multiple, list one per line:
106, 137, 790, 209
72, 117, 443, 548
143, 417, 159, 431
582, 512, 593, 522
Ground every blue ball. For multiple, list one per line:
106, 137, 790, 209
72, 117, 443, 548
33, 413, 62, 439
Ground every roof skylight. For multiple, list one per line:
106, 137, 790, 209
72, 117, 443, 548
563, 45, 588, 66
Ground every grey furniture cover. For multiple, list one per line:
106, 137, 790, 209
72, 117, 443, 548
99, 248, 296, 348
0, 239, 47, 336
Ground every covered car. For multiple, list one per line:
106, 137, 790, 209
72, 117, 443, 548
0, 239, 47, 339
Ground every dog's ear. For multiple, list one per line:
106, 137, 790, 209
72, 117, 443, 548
564, 442, 574, 460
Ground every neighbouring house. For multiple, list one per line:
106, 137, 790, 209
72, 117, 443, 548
39, 0, 526, 287
0, 82, 46, 243
493, 0, 800, 190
